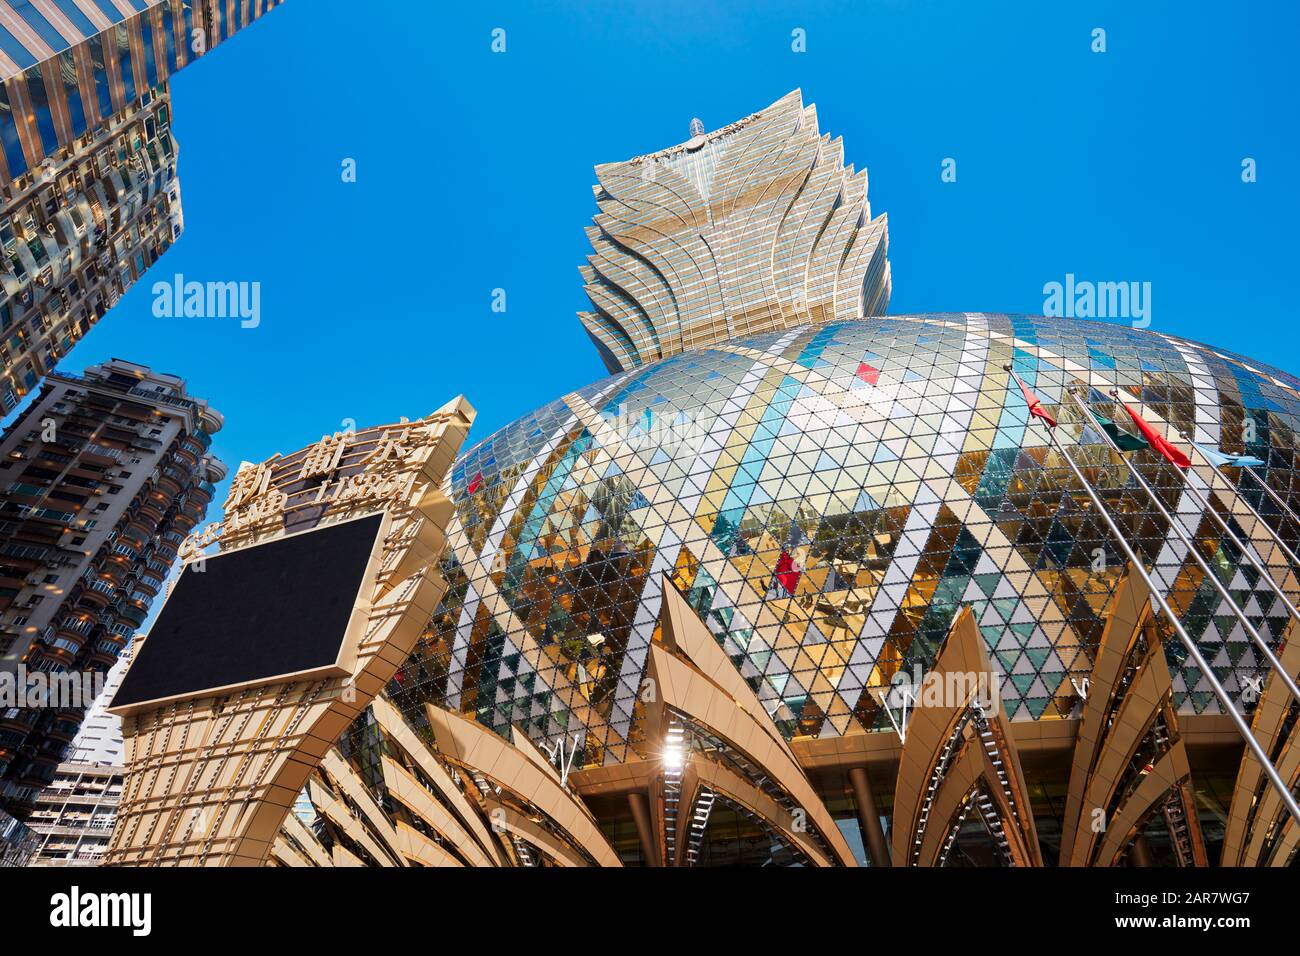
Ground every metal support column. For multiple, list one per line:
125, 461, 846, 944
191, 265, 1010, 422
848, 766, 891, 867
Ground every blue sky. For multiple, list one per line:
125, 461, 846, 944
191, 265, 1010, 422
10, 0, 1298, 517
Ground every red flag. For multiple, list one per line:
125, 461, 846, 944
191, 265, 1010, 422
775, 550, 801, 594
1119, 401, 1190, 468
1011, 372, 1057, 428
467, 471, 483, 494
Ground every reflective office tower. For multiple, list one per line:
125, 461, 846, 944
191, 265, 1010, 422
0, 0, 284, 414
27, 651, 127, 865
1, 87, 179, 413
0, 358, 224, 819
580, 90, 890, 372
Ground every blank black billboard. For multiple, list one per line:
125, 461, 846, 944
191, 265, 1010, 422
111, 513, 384, 712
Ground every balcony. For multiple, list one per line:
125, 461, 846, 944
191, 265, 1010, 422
44, 636, 81, 656
10, 503, 75, 524
92, 636, 124, 655
156, 468, 184, 494
95, 562, 125, 586
46, 718, 81, 743
0, 540, 51, 562
110, 543, 139, 561
5, 481, 44, 499
118, 519, 152, 547
134, 574, 162, 596
85, 646, 117, 668
76, 579, 114, 608
113, 603, 147, 628
56, 616, 94, 638
80, 443, 122, 463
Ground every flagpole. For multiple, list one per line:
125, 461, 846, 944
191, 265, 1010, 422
1173, 430, 1300, 624
1240, 462, 1300, 538
1020, 387, 1300, 825
1184, 437, 1300, 573
1172, 476, 1300, 628
1069, 388, 1300, 706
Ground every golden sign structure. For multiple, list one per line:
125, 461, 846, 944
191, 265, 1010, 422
104, 398, 474, 866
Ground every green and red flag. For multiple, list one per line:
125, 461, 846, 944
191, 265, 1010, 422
1088, 411, 1148, 452
1118, 400, 1191, 468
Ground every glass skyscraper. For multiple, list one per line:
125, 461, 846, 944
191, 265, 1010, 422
0, 0, 283, 415
580, 91, 890, 373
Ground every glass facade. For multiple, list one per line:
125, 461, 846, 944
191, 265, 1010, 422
391, 313, 1300, 770
580, 90, 890, 373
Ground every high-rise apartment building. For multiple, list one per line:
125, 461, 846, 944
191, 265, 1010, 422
63, 639, 127, 765
0, 803, 33, 864
0, 0, 284, 414
27, 649, 127, 866
0, 357, 224, 818
26, 761, 122, 864
579, 90, 890, 372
